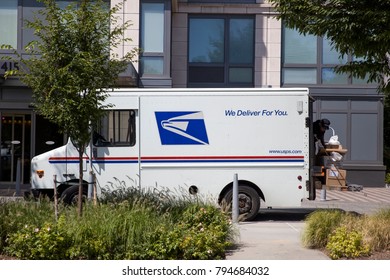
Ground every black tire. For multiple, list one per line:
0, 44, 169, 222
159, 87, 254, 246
60, 185, 87, 205
222, 185, 260, 221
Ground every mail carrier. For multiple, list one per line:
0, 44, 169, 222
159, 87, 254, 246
31, 88, 313, 220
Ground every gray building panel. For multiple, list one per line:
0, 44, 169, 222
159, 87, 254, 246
310, 87, 385, 187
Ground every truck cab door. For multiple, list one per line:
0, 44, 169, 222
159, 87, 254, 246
87, 109, 139, 192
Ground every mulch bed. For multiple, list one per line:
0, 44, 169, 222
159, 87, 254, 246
355, 250, 390, 260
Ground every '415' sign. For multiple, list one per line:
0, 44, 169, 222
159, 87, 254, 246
0, 61, 20, 74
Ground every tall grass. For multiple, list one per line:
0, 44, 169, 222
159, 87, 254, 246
101, 178, 211, 220
62, 201, 171, 259
301, 210, 347, 248
361, 209, 390, 252
302, 208, 390, 259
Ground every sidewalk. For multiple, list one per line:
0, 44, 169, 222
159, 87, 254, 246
226, 219, 330, 260
227, 187, 390, 260
0, 183, 30, 197
302, 187, 390, 215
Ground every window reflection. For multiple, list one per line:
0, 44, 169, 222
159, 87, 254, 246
189, 19, 224, 63
188, 16, 254, 86
0, 0, 17, 48
95, 110, 136, 147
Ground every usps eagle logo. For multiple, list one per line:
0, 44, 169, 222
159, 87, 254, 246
155, 111, 209, 145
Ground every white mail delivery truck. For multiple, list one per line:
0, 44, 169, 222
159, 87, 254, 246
31, 88, 314, 220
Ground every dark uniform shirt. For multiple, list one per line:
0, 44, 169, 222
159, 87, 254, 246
313, 120, 326, 146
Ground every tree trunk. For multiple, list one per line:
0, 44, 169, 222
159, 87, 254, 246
78, 146, 84, 217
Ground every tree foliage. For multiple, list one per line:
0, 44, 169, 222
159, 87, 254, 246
18, 0, 136, 144
269, 0, 390, 94
269, 0, 390, 171
1, 0, 137, 215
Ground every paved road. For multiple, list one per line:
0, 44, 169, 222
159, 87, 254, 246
227, 187, 390, 260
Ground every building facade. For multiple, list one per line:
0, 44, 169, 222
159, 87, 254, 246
0, 0, 385, 187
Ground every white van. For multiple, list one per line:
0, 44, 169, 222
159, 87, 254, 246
31, 88, 313, 220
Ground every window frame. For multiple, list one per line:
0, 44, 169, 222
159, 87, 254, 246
139, 0, 171, 79
0, 0, 19, 50
94, 109, 136, 147
188, 0, 256, 3
187, 14, 255, 88
282, 25, 376, 87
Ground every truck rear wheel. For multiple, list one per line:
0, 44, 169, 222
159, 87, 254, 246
222, 185, 260, 221
60, 185, 87, 205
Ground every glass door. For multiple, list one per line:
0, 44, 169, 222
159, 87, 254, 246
0, 114, 31, 184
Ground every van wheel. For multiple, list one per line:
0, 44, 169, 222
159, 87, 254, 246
60, 185, 87, 205
222, 185, 260, 221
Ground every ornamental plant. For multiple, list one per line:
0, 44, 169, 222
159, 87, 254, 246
134, 205, 234, 260
326, 226, 370, 260
5, 215, 70, 260
1, 185, 235, 260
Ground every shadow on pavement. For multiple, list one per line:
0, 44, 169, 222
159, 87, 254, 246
253, 208, 321, 222
252, 207, 361, 222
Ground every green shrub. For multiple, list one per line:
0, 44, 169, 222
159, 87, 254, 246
326, 226, 370, 260
302, 210, 347, 248
0, 185, 234, 260
0, 198, 57, 252
385, 173, 390, 184
64, 201, 167, 260
302, 208, 390, 259
135, 205, 233, 260
4, 215, 70, 260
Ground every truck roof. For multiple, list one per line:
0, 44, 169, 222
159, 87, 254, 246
105, 87, 309, 97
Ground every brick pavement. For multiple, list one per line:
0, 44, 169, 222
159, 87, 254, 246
302, 187, 390, 215
319, 187, 390, 203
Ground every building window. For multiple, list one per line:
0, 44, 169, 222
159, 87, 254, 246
283, 28, 316, 64
140, 1, 165, 76
282, 26, 374, 86
0, 0, 17, 48
188, 0, 256, 3
188, 16, 254, 87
